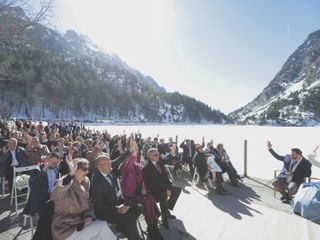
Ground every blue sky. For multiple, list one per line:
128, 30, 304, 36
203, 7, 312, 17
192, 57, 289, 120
32, 0, 320, 113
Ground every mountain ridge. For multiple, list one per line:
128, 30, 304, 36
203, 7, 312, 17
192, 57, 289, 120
229, 29, 320, 126
0, 7, 227, 123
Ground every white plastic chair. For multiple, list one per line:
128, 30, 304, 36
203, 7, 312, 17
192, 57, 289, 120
192, 167, 199, 185
116, 177, 124, 199
164, 164, 175, 180
10, 165, 40, 214
23, 214, 35, 236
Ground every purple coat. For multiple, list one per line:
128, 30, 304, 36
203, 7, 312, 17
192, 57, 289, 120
119, 154, 160, 224
119, 154, 144, 198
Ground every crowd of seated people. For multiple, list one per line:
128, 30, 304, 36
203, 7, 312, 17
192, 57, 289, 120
0, 120, 188, 239
0, 121, 258, 240
5, 119, 313, 239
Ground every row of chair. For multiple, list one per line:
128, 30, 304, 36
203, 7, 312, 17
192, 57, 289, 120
1, 165, 41, 238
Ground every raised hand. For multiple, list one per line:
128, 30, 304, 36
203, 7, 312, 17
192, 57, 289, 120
267, 141, 272, 149
313, 145, 319, 153
67, 158, 78, 176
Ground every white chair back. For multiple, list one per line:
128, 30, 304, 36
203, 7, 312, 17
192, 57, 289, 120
11, 165, 40, 214
116, 177, 124, 199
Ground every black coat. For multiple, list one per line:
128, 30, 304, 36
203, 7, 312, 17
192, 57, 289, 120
91, 169, 120, 221
23, 168, 59, 216
90, 150, 131, 221
179, 141, 195, 160
291, 158, 312, 185
142, 159, 171, 201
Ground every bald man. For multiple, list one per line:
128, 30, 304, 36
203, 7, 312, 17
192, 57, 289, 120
0, 138, 29, 191
91, 154, 142, 240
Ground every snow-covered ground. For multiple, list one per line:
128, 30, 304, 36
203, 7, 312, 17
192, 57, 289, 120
86, 124, 320, 180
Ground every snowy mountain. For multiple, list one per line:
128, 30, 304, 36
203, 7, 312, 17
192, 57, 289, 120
25, 26, 166, 94
230, 29, 320, 126
0, 7, 227, 123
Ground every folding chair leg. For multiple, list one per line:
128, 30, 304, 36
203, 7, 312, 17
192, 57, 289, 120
23, 215, 27, 227
30, 216, 34, 237
192, 168, 199, 185
14, 185, 18, 214
1, 178, 4, 197
23, 215, 34, 237
10, 183, 14, 205
137, 219, 146, 240
166, 166, 173, 180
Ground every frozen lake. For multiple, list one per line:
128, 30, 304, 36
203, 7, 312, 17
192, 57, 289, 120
85, 124, 320, 180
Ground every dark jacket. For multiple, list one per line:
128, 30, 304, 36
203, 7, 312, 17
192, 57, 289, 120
179, 141, 195, 160
90, 150, 131, 221
269, 148, 312, 185
91, 169, 120, 221
142, 159, 171, 201
157, 144, 167, 155
0, 147, 29, 177
23, 167, 59, 216
193, 152, 208, 177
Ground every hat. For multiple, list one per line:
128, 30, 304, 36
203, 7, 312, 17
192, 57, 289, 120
291, 148, 302, 155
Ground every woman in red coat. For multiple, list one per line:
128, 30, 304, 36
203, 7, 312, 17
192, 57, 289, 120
119, 138, 162, 240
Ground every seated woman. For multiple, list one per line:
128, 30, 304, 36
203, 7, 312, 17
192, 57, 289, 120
119, 138, 163, 240
51, 158, 116, 240
216, 143, 241, 181
194, 144, 226, 194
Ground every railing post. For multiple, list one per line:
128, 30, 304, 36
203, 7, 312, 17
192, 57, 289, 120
244, 139, 248, 177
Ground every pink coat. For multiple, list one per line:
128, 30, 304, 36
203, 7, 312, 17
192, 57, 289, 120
119, 154, 160, 224
119, 154, 144, 198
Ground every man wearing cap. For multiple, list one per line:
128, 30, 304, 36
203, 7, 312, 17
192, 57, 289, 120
267, 141, 312, 203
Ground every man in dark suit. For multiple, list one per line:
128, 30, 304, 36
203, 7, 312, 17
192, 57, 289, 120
142, 148, 181, 229
0, 138, 29, 192
267, 141, 312, 203
91, 153, 142, 240
179, 139, 195, 175
23, 152, 60, 216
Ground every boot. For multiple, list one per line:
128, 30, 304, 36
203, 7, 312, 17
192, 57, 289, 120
216, 185, 226, 195
147, 222, 164, 240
